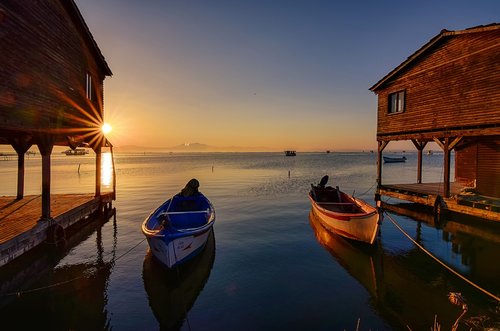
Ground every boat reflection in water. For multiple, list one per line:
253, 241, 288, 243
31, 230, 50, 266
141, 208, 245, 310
143, 229, 215, 330
309, 210, 500, 330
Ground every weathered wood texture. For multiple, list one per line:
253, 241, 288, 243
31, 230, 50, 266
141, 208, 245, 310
0, 193, 113, 266
0, 0, 110, 146
373, 28, 500, 138
476, 136, 500, 197
378, 183, 500, 221
0, 194, 93, 244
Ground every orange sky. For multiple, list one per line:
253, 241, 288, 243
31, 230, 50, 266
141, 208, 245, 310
77, 0, 499, 151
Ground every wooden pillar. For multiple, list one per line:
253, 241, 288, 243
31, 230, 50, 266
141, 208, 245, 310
377, 141, 389, 187
411, 140, 427, 184
111, 146, 116, 200
11, 139, 32, 200
443, 138, 451, 198
95, 147, 102, 197
434, 137, 462, 198
38, 141, 54, 221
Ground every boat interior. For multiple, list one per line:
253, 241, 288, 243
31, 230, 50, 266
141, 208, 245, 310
312, 187, 364, 214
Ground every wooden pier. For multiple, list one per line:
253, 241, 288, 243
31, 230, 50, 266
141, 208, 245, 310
378, 182, 500, 222
370, 24, 500, 221
0, 193, 113, 267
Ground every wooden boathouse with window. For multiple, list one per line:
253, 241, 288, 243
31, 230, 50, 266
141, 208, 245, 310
0, 0, 115, 266
370, 24, 500, 221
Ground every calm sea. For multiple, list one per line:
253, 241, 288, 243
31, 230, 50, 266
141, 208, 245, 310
0, 152, 499, 330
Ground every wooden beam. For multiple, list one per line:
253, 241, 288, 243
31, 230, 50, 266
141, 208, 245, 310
449, 136, 463, 150
377, 141, 389, 187
10, 138, 33, 198
417, 147, 423, 184
111, 146, 116, 200
443, 138, 451, 198
411, 139, 428, 150
433, 137, 445, 150
10, 138, 32, 200
37, 142, 54, 221
377, 125, 500, 141
378, 140, 389, 152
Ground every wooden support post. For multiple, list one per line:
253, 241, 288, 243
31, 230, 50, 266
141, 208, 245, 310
11, 138, 32, 200
38, 141, 54, 221
411, 140, 427, 184
443, 138, 451, 198
377, 141, 389, 187
95, 147, 102, 198
16, 153, 25, 200
433, 136, 461, 198
111, 146, 116, 200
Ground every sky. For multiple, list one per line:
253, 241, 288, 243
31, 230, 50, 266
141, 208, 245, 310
76, 0, 500, 151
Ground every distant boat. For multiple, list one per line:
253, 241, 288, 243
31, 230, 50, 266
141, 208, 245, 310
285, 150, 296, 156
63, 148, 88, 156
383, 156, 407, 163
142, 182, 215, 268
427, 150, 433, 155
326, 150, 330, 153
309, 176, 380, 245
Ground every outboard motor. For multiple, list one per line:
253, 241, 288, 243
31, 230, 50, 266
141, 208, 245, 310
318, 175, 329, 189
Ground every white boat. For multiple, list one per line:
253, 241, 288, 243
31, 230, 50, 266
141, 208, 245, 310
383, 156, 407, 163
309, 176, 380, 244
142, 187, 215, 268
63, 148, 88, 156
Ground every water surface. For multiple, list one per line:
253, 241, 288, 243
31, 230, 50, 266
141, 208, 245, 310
0, 152, 499, 330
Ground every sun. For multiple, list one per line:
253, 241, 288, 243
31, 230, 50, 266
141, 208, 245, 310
101, 123, 112, 135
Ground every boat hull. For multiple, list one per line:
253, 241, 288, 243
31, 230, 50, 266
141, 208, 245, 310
383, 156, 406, 163
146, 228, 213, 268
309, 194, 379, 244
142, 193, 215, 268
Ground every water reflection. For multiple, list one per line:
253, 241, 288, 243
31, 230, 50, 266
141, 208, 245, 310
0, 210, 117, 330
309, 210, 500, 330
143, 230, 215, 330
101, 152, 113, 188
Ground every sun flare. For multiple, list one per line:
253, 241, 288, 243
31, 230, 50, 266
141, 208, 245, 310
102, 123, 112, 135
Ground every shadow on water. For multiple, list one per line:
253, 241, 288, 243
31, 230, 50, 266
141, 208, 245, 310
309, 210, 500, 330
0, 209, 117, 330
142, 229, 216, 331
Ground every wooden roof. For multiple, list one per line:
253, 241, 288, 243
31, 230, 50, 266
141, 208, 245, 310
61, 0, 112, 77
369, 23, 500, 92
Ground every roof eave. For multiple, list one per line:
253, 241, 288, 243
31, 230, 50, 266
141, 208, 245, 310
369, 23, 500, 93
63, 0, 112, 77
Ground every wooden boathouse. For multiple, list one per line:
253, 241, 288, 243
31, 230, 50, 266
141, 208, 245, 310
370, 24, 500, 221
0, 0, 115, 266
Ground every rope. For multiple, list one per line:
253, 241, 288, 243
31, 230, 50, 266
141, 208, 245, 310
1, 237, 147, 298
383, 211, 500, 302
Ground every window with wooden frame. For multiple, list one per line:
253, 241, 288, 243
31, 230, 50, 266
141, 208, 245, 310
86, 72, 92, 100
388, 90, 405, 114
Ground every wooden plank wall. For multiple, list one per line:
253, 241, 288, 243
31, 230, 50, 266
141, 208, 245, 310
375, 30, 500, 136
477, 136, 500, 197
0, 0, 104, 139
455, 140, 478, 186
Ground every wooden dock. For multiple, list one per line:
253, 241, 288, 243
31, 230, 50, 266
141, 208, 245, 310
0, 193, 113, 267
378, 182, 500, 222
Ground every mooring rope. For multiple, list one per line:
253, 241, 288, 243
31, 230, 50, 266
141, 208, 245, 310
354, 181, 377, 198
1, 237, 147, 298
383, 211, 500, 302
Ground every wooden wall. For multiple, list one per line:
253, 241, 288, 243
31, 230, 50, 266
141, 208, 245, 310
375, 30, 500, 136
476, 136, 500, 198
0, 0, 105, 144
455, 140, 477, 186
